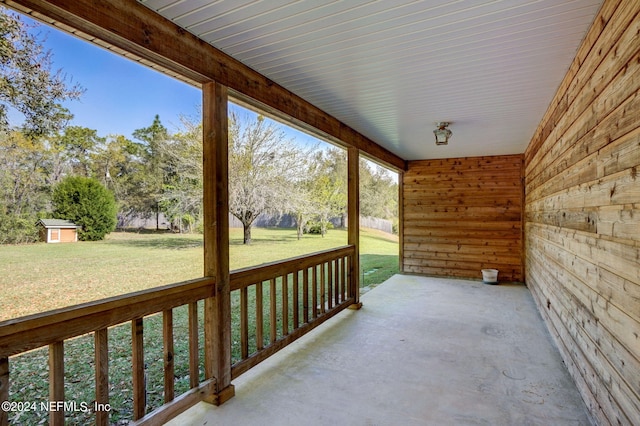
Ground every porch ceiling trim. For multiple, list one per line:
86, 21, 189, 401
4, 0, 406, 171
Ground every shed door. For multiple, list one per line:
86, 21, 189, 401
50, 228, 60, 242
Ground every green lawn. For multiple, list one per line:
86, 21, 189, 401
1, 227, 398, 424
0, 227, 398, 321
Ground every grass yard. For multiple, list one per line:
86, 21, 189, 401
1, 227, 397, 425
0, 227, 397, 321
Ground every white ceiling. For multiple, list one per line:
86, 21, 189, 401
140, 0, 603, 161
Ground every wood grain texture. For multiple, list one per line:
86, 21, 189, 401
48, 342, 64, 426
94, 329, 109, 426
0, 357, 7, 426
524, 1, 640, 423
163, 309, 174, 403
348, 147, 361, 305
403, 154, 524, 282
202, 81, 234, 403
132, 318, 145, 420
0, 277, 213, 357
188, 302, 199, 389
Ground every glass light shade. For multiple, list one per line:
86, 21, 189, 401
433, 127, 452, 145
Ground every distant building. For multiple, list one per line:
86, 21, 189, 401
37, 219, 81, 243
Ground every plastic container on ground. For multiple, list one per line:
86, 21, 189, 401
482, 269, 499, 284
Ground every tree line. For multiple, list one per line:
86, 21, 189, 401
0, 7, 397, 245
0, 111, 398, 244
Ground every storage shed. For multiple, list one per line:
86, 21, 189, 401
37, 219, 80, 243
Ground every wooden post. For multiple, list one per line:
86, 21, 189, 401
398, 171, 405, 273
202, 81, 235, 405
347, 147, 362, 309
0, 357, 8, 426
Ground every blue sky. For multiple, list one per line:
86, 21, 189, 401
19, 12, 325, 150
18, 11, 400, 176
27, 15, 202, 138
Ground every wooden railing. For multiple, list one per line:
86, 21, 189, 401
229, 245, 356, 378
0, 278, 215, 426
0, 246, 357, 425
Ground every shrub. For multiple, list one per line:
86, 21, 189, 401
306, 221, 334, 235
52, 176, 117, 241
0, 211, 39, 244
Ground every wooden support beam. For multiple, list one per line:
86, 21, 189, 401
4, 0, 405, 171
202, 81, 234, 405
348, 147, 362, 309
398, 172, 405, 273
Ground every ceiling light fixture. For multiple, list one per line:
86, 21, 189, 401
433, 122, 452, 146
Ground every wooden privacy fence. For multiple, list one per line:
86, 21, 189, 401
0, 245, 357, 425
229, 245, 356, 378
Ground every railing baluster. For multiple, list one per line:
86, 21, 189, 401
95, 329, 109, 426
320, 263, 326, 314
132, 318, 145, 420
240, 287, 249, 359
0, 357, 8, 426
188, 302, 199, 388
312, 265, 318, 318
49, 341, 64, 426
256, 281, 264, 351
335, 258, 341, 303
163, 309, 175, 403
270, 278, 277, 343
327, 260, 333, 310
293, 270, 299, 329
341, 256, 347, 302
303, 268, 309, 323
282, 274, 289, 336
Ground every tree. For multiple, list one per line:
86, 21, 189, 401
0, 7, 83, 136
132, 115, 170, 228
359, 159, 398, 220
0, 131, 50, 218
228, 113, 307, 244
52, 176, 117, 241
88, 134, 146, 225
306, 149, 347, 237
158, 116, 203, 233
289, 179, 315, 240
0, 131, 52, 243
54, 126, 103, 176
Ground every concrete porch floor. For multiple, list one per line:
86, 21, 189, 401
168, 275, 591, 425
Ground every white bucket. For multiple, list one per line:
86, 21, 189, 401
482, 269, 499, 284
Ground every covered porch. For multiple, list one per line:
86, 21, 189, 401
0, 0, 637, 425
170, 275, 590, 425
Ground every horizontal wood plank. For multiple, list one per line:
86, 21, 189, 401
403, 155, 523, 281
524, 1, 640, 422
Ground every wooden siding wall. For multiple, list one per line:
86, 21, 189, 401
523, 1, 640, 424
403, 155, 523, 282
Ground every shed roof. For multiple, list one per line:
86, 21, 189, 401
37, 219, 80, 229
